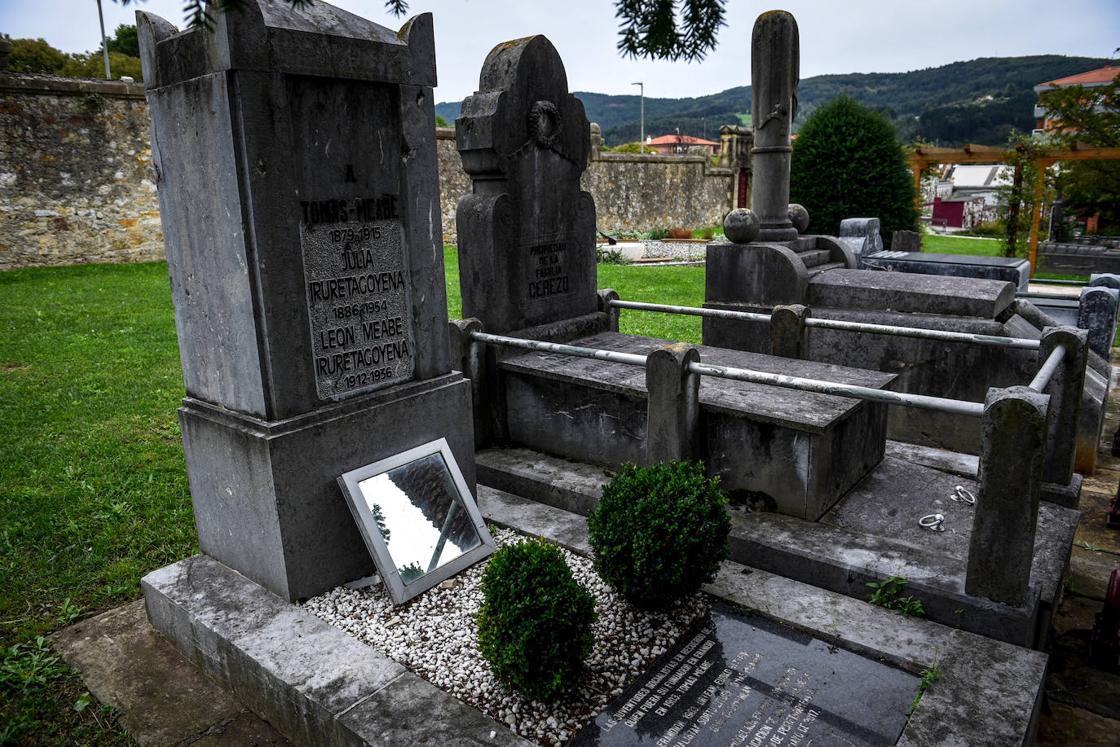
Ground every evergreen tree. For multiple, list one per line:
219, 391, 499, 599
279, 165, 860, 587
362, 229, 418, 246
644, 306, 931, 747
790, 95, 918, 244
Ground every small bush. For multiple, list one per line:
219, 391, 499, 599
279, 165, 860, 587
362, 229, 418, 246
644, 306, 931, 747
645, 227, 670, 240
588, 461, 730, 608
476, 539, 596, 701
596, 247, 629, 265
697, 226, 716, 240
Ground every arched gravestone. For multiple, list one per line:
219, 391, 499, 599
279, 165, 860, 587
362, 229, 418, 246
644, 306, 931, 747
137, 1, 475, 601
456, 36, 597, 334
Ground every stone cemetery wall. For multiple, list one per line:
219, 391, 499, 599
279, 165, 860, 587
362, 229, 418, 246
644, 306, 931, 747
0, 77, 734, 269
0, 74, 162, 270
419, 128, 733, 242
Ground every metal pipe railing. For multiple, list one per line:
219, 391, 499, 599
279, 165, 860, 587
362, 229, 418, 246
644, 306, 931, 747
686, 361, 985, 417
469, 331, 985, 418
469, 331, 648, 367
1030, 344, 1066, 392
611, 299, 770, 323
608, 299, 1042, 351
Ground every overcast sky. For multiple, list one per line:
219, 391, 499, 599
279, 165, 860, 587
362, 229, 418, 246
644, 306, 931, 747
3, 0, 1117, 102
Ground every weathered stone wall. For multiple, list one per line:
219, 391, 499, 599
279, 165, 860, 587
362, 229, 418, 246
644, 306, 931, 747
584, 152, 732, 234
0, 74, 162, 270
437, 127, 733, 241
0, 80, 733, 269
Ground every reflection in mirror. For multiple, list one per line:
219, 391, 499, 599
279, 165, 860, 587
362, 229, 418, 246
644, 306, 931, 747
358, 453, 482, 585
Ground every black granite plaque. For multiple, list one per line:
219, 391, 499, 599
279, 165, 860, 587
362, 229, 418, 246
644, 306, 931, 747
573, 602, 918, 746
301, 206, 415, 400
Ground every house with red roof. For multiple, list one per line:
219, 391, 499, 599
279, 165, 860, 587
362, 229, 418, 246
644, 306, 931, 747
644, 133, 720, 156
1033, 65, 1120, 131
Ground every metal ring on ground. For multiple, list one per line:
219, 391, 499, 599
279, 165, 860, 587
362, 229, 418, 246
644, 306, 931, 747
919, 513, 945, 531
952, 486, 976, 505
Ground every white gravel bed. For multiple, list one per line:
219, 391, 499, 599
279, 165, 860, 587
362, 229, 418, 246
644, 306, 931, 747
303, 527, 708, 745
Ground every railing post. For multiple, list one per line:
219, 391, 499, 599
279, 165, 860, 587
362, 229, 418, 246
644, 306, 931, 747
644, 344, 701, 465
1077, 286, 1118, 360
770, 304, 808, 358
1038, 326, 1088, 496
598, 288, 621, 333
966, 386, 1048, 607
449, 318, 489, 446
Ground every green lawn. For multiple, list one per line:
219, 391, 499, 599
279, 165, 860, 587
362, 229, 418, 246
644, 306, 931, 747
0, 248, 705, 744
921, 233, 1004, 256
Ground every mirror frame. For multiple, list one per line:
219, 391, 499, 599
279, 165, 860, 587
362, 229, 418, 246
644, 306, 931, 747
337, 438, 496, 604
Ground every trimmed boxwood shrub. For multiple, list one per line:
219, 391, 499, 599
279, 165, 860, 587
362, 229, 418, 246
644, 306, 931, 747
588, 461, 730, 609
476, 538, 596, 701
790, 95, 918, 246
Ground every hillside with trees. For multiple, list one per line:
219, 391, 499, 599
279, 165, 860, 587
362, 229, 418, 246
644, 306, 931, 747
437, 55, 1113, 147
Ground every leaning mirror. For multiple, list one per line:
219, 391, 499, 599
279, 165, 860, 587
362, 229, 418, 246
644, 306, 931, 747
338, 438, 495, 604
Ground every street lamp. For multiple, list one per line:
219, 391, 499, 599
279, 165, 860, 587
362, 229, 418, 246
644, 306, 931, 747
632, 81, 644, 154
96, 0, 111, 80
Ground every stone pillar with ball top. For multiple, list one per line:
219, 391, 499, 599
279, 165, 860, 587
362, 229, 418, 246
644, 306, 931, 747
136, 0, 475, 601
703, 11, 855, 350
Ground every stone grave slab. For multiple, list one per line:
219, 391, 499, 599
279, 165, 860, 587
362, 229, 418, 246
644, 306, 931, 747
862, 250, 1030, 292
499, 331, 896, 519
571, 601, 917, 746
476, 486, 1049, 745
808, 270, 1015, 318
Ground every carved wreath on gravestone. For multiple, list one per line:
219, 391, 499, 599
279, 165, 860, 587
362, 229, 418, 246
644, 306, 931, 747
528, 100, 562, 147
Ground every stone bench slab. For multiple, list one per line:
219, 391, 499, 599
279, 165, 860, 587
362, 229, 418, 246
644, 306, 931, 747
498, 331, 896, 519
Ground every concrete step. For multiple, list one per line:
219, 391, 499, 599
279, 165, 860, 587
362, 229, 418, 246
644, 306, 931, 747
798, 248, 833, 268
475, 445, 1077, 649
807, 261, 846, 278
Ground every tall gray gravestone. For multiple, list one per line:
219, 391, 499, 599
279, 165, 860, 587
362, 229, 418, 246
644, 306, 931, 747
456, 36, 597, 334
137, 1, 474, 601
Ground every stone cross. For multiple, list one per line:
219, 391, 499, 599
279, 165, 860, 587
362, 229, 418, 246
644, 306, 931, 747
137, 0, 475, 601
751, 11, 799, 241
456, 36, 597, 335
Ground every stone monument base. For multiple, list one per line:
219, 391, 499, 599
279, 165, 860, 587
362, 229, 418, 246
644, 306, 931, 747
179, 374, 475, 602
141, 483, 1048, 746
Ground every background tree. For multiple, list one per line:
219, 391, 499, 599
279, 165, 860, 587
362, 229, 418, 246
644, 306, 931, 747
790, 95, 918, 244
1038, 72, 1120, 233
116, 0, 726, 62
106, 24, 140, 58
3, 31, 143, 81
6, 38, 68, 74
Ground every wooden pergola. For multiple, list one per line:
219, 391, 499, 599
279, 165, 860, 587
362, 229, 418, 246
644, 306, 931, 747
907, 143, 1120, 275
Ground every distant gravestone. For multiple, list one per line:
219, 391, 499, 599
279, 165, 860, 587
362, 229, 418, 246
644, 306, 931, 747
892, 229, 922, 252
456, 36, 597, 334
573, 601, 918, 746
839, 217, 883, 263
137, 1, 475, 601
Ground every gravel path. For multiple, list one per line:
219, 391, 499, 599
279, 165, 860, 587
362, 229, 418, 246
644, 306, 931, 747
303, 528, 707, 745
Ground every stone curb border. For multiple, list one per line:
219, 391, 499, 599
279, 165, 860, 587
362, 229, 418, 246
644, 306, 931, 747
141, 483, 1047, 746
475, 486, 1048, 747
142, 557, 528, 746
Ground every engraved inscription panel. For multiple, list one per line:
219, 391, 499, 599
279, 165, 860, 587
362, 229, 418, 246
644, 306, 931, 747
526, 239, 573, 303
574, 602, 918, 746
301, 197, 414, 400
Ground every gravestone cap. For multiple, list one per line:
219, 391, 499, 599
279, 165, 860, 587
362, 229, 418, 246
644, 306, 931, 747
456, 36, 590, 176
137, 0, 435, 89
